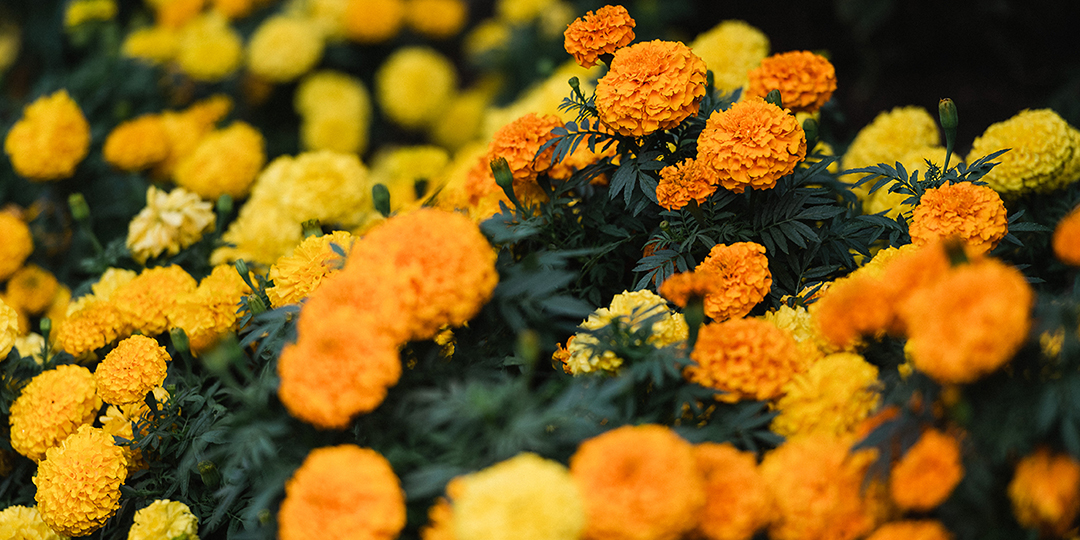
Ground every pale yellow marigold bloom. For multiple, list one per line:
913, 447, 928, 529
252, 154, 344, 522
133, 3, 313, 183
369, 145, 450, 211
34, 425, 128, 537
295, 70, 372, 154
1, 298, 18, 359
127, 185, 216, 263
170, 264, 251, 354
9, 364, 102, 462
690, 20, 769, 95
4, 90, 90, 181
247, 15, 325, 82
122, 25, 181, 63
268, 150, 374, 227
376, 46, 457, 130
128, 500, 200, 540
13, 332, 48, 364
841, 106, 940, 200
176, 13, 243, 81
771, 352, 881, 438
0, 505, 68, 540
463, 19, 510, 62
92, 267, 138, 299
64, 0, 118, 27
211, 200, 303, 266
863, 146, 953, 219
173, 121, 266, 200
565, 290, 687, 375
969, 108, 1080, 195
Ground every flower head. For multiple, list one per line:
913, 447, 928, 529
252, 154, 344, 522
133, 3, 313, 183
0, 298, 17, 359
53, 297, 129, 358
4, 264, 59, 315
173, 121, 266, 200
296, 70, 372, 154
127, 186, 216, 263
771, 352, 881, 438
4, 90, 90, 181
376, 46, 456, 129
563, 5, 636, 67
968, 108, 1080, 195
689, 20, 769, 95
34, 425, 128, 537
908, 181, 1008, 254
103, 114, 170, 171
405, 0, 467, 39
0, 505, 67, 540
94, 335, 170, 405
658, 269, 720, 308
594, 40, 707, 137
169, 264, 251, 354
486, 113, 563, 200
746, 51, 837, 113
570, 424, 705, 540
9, 364, 101, 462
697, 97, 806, 193
128, 500, 200, 540
278, 445, 406, 540
655, 158, 718, 210
563, 290, 686, 375
866, 520, 954, 540
267, 231, 354, 308
122, 25, 180, 63
247, 16, 325, 82
841, 106, 940, 173
0, 212, 33, 282
112, 265, 198, 336
693, 443, 771, 540
175, 13, 243, 82
343, 0, 405, 43
1054, 204, 1080, 266
694, 242, 772, 321
269, 150, 374, 228
890, 429, 964, 511
688, 317, 804, 402
370, 145, 451, 211
1008, 447, 1080, 537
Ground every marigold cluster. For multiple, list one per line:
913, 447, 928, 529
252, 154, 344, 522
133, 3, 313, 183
1008, 447, 1080, 537
746, 51, 837, 113
693, 443, 771, 540
9, 364, 102, 462
890, 429, 964, 511
655, 158, 718, 210
771, 352, 881, 438
127, 185, 216, 263
689, 20, 769, 95
694, 242, 772, 321
594, 40, 707, 137
4, 90, 90, 181
697, 98, 806, 193
563, 4, 636, 67
908, 182, 1008, 254
688, 317, 804, 402
34, 425, 128, 537
968, 108, 1080, 195
128, 500, 200, 540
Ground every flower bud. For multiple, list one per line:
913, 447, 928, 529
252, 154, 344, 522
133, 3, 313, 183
301, 219, 322, 238
170, 327, 190, 356
490, 157, 514, 190
802, 117, 819, 148
68, 192, 91, 222
198, 460, 222, 488
764, 89, 783, 109
938, 98, 958, 131
216, 193, 233, 216
372, 183, 391, 217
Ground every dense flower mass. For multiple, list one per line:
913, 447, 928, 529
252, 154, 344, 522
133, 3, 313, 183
746, 51, 837, 113
128, 500, 200, 540
866, 521, 954, 540
103, 114, 170, 171
247, 16, 325, 82
126, 186, 216, 263
94, 335, 170, 405
697, 97, 806, 193
890, 429, 965, 511
655, 158, 718, 210
34, 425, 128, 537
3, 89, 90, 180
688, 317, 804, 402
693, 443, 771, 540
968, 108, 1080, 195
563, 4, 636, 67
9, 364, 102, 462
1008, 447, 1080, 537
694, 242, 772, 321
112, 265, 198, 336
594, 40, 707, 137
908, 181, 1008, 254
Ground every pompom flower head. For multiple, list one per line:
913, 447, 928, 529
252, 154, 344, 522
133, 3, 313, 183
0, 505, 68, 540
968, 108, 1080, 195
344, 0, 405, 43
486, 113, 563, 202
175, 13, 243, 82
34, 425, 128, 537
9, 364, 102, 462
689, 20, 769, 95
697, 97, 806, 193
126, 185, 216, 264
770, 352, 881, 438
694, 242, 772, 321
594, 40, 707, 137
693, 442, 771, 540
908, 181, 1008, 254
0, 211, 34, 282
128, 499, 200, 540
278, 445, 406, 540
1053, 204, 1080, 265
655, 158, 718, 210
103, 114, 170, 171
746, 50, 837, 113
247, 16, 325, 83
173, 121, 266, 201
889, 429, 964, 511
688, 317, 804, 402
112, 265, 198, 336
267, 230, 354, 308
1008, 447, 1080, 537
94, 334, 170, 405
405, 0, 468, 39
4, 89, 90, 181
1, 298, 17, 359
376, 46, 456, 130
563, 4, 636, 67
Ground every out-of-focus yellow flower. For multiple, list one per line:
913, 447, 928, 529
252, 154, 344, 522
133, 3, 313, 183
103, 114, 170, 171
0, 22, 20, 75
267, 230, 354, 308
463, 18, 510, 62
563, 290, 686, 375
4, 90, 90, 181
128, 500, 200, 540
64, 0, 117, 28
211, 201, 302, 267
13, 332, 48, 364
862, 146, 952, 218
0, 505, 67, 540
270, 150, 373, 226
247, 16, 325, 82
430, 87, 491, 151
169, 264, 251, 354
1009, 447, 1080, 537
127, 185, 216, 264
343, 0, 405, 43
4, 264, 59, 315
121, 25, 180, 63
968, 108, 1080, 195
211, 0, 259, 19
295, 70, 372, 154
153, 0, 206, 29
0, 298, 17, 360
173, 121, 266, 200
890, 429, 964, 512
405, 0, 467, 39
369, 145, 450, 211
690, 20, 769, 95
494, 0, 552, 23
0, 211, 34, 282
176, 13, 243, 81
771, 352, 881, 438
34, 425, 127, 537
841, 105, 940, 199
376, 46, 457, 130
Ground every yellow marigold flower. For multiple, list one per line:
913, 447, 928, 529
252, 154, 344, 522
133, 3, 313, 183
211, 0, 258, 19
4, 90, 90, 181
453, 453, 585, 540
247, 16, 325, 82
495, 0, 553, 23
594, 40, 707, 137
122, 25, 181, 63
405, 0, 467, 39
486, 113, 562, 199
463, 19, 510, 62
689, 20, 769, 95
0, 505, 67, 540
1053, 204, 1080, 265
94, 335, 170, 405
697, 97, 806, 194
176, 13, 243, 82
655, 158, 718, 210
295, 69, 370, 117
9, 364, 101, 462
564, 289, 687, 375
570, 424, 705, 540
746, 51, 836, 113
1, 298, 18, 359
269, 150, 373, 227
369, 145, 451, 211
431, 89, 492, 151
13, 333, 48, 364
278, 445, 406, 540
771, 352, 881, 438
908, 181, 1008, 254
112, 265, 198, 336
1008, 447, 1080, 537
376, 46, 457, 130
173, 121, 266, 200
901, 257, 1031, 384
688, 317, 804, 402
267, 230, 354, 308
694, 242, 772, 322
211, 200, 303, 266
92, 267, 137, 299
64, 0, 117, 28
53, 297, 129, 358
761, 434, 883, 540
170, 264, 251, 354
0, 212, 33, 282
127, 185, 216, 264
563, 4, 636, 68
693, 443, 770, 540
4, 264, 58, 315
34, 425, 127, 537
343, 0, 405, 43
103, 114, 170, 171
866, 520, 954, 540
153, 0, 206, 29
969, 108, 1080, 195
128, 500, 200, 540
889, 429, 964, 511
761, 303, 823, 352
841, 106, 940, 199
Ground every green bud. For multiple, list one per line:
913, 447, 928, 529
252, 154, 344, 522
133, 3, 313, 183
764, 89, 783, 109
372, 183, 391, 217
490, 157, 514, 190
301, 219, 322, 238
234, 260, 250, 282
659, 221, 670, 232
68, 193, 91, 222
684, 295, 706, 351
802, 117, 819, 147
938, 98, 958, 130
568, 76, 580, 93
169, 327, 190, 355
198, 460, 221, 488
216, 194, 233, 216
247, 294, 268, 315
39, 317, 51, 336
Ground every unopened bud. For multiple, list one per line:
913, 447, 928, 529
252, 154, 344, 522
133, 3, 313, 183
234, 260, 250, 281
170, 327, 190, 355
490, 157, 514, 191
372, 183, 391, 217
68, 193, 90, 222
938, 98, 958, 131
301, 219, 322, 238
568, 76, 580, 93
198, 460, 221, 488
216, 194, 233, 216
39, 317, 51, 336
802, 117, 819, 147
764, 89, 783, 109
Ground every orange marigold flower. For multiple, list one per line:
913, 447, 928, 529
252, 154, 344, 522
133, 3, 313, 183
343, 0, 406, 43
771, 352, 881, 438
1052, 204, 1080, 265
420, 496, 455, 540
53, 297, 130, 358
746, 51, 837, 114
693, 442, 770, 540
4, 263, 59, 315
570, 424, 704, 540
486, 113, 563, 200
658, 269, 719, 308
594, 40, 707, 137
94, 335, 170, 406
3, 89, 90, 181
909, 182, 1008, 254
0, 211, 33, 282
866, 520, 954, 540
111, 265, 198, 336
278, 445, 406, 540
173, 121, 266, 200
170, 264, 251, 355
9, 364, 101, 462
697, 97, 806, 194
563, 4, 636, 67
760, 434, 883, 540
901, 257, 1032, 384
405, 0, 468, 40
103, 114, 170, 171
694, 242, 772, 322
688, 317, 804, 402
1008, 447, 1080, 537
34, 425, 127, 537
889, 429, 964, 511
655, 158, 718, 210
267, 230, 354, 308
809, 273, 892, 351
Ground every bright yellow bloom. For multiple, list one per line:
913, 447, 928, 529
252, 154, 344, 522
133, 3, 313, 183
746, 51, 837, 114
121, 25, 181, 63
564, 289, 686, 375
343, 0, 405, 43
127, 185, 216, 263
968, 108, 1080, 195
0, 212, 33, 281
4, 90, 90, 181
94, 335, 170, 405
430, 88, 491, 151
841, 105, 939, 199
405, 0, 468, 39
563, 4, 636, 67
689, 20, 769, 95
169, 264, 251, 354
295, 70, 372, 154
697, 97, 806, 194
64, 0, 117, 28
4, 263, 59, 315
369, 145, 451, 211
247, 16, 325, 82
9, 365, 101, 462
1, 298, 18, 360
128, 500, 200, 540
771, 352, 881, 438
34, 425, 128, 537
173, 121, 266, 200
266, 150, 374, 227
210, 200, 303, 266
0, 505, 68, 540
53, 297, 130, 358
175, 13, 243, 81
267, 230, 354, 308
908, 181, 1008, 254
375, 46, 457, 130
111, 265, 198, 336
103, 114, 170, 171
1009, 447, 1080, 537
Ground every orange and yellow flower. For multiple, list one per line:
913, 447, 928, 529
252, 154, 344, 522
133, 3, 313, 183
688, 317, 804, 402
1008, 447, 1080, 537
694, 242, 772, 322
655, 158, 718, 211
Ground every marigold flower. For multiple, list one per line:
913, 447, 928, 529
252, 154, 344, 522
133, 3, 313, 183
278, 445, 406, 540
655, 158, 718, 210
563, 5, 636, 67
64, 0, 117, 28
1053, 204, 1080, 266
128, 500, 200, 540
247, 16, 325, 82
570, 424, 705, 540
658, 269, 719, 308
890, 429, 964, 511
169, 264, 251, 354
0, 505, 67, 540
267, 150, 374, 228
127, 185, 217, 264
375, 46, 456, 129
0, 299, 17, 359
175, 13, 243, 82
421, 496, 455, 540
103, 114, 170, 171
111, 265, 198, 336
697, 97, 806, 193
267, 230, 354, 308
693, 443, 770, 540
94, 335, 170, 406
841, 106, 940, 173
1008, 447, 1080, 537
486, 113, 563, 200
968, 108, 1080, 195
295, 70, 372, 154
9, 364, 101, 462
760, 434, 883, 540
34, 425, 127, 537
4, 90, 90, 181
53, 297, 130, 358
453, 453, 585, 540
212, 0, 258, 19
866, 520, 954, 540
771, 352, 881, 438
173, 121, 266, 200
343, 0, 406, 43
809, 273, 893, 351
862, 145, 952, 218
689, 20, 769, 95
211, 200, 303, 266
901, 257, 1032, 384
405, 0, 468, 39
154, 0, 205, 28
694, 242, 772, 321
746, 51, 837, 113
908, 182, 1008, 254
121, 25, 181, 63
4, 264, 58, 315
564, 290, 687, 375
0, 212, 33, 282
688, 317, 804, 402
594, 40, 707, 137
